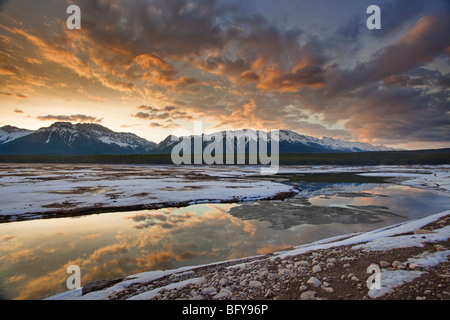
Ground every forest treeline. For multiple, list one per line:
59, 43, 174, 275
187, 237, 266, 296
0, 149, 449, 166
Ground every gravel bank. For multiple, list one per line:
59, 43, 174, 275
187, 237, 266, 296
64, 212, 449, 301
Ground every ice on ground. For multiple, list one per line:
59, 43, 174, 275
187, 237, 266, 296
352, 226, 450, 252
358, 168, 450, 194
0, 164, 293, 217
1, 164, 448, 219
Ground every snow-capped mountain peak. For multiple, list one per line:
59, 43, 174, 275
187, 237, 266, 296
0, 122, 157, 155
0, 123, 397, 155
157, 128, 397, 153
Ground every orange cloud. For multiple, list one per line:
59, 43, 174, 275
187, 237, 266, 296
0, 65, 20, 76
5, 274, 26, 284
257, 65, 326, 93
240, 70, 260, 84
88, 243, 129, 261
80, 233, 102, 240
6, 26, 90, 78
2, 25, 139, 95
213, 98, 282, 130
134, 53, 176, 75
13, 258, 83, 300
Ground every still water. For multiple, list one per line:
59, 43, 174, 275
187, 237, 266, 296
0, 183, 448, 299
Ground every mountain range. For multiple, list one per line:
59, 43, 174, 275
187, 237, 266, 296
0, 122, 397, 156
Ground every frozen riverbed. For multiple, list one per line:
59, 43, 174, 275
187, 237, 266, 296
0, 164, 448, 222
0, 164, 448, 300
0, 164, 294, 222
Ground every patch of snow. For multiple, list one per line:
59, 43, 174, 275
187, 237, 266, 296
352, 226, 450, 252
98, 136, 133, 148
296, 182, 387, 198
407, 250, 450, 269
368, 270, 424, 298
368, 250, 450, 298
0, 164, 292, 217
0, 128, 33, 144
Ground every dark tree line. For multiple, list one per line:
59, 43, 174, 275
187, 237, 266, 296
0, 149, 449, 166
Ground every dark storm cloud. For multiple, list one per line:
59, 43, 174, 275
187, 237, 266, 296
370, 0, 447, 39
1, 0, 449, 147
77, 0, 306, 74
0, 0, 9, 10
384, 69, 450, 89
324, 13, 450, 97
343, 86, 450, 143
77, 0, 235, 59
360, 14, 450, 84
302, 10, 450, 144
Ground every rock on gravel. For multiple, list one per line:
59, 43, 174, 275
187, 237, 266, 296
213, 288, 232, 300
249, 280, 263, 288
392, 261, 406, 270
300, 291, 317, 300
380, 261, 391, 268
307, 277, 322, 288
278, 269, 293, 277
312, 265, 322, 273
321, 285, 334, 293
196, 277, 208, 286
295, 260, 309, 267
201, 287, 217, 295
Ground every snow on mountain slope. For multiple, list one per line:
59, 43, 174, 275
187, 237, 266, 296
0, 122, 158, 155
165, 129, 396, 153
1, 122, 396, 155
278, 129, 319, 144
0, 125, 33, 144
319, 136, 394, 152
38, 122, 158, 152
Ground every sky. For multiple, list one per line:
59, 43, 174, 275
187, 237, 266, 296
0, 0, 449, 149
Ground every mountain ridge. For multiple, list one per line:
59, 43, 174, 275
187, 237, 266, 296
0, 122, 156, 155
0, 122, 398, 155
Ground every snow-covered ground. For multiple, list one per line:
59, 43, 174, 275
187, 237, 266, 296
0, 164, 292, 220
45, 165, 450, 300
1, 164, 448, 221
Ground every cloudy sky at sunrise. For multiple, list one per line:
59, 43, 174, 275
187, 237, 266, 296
0, 0, 449, 149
